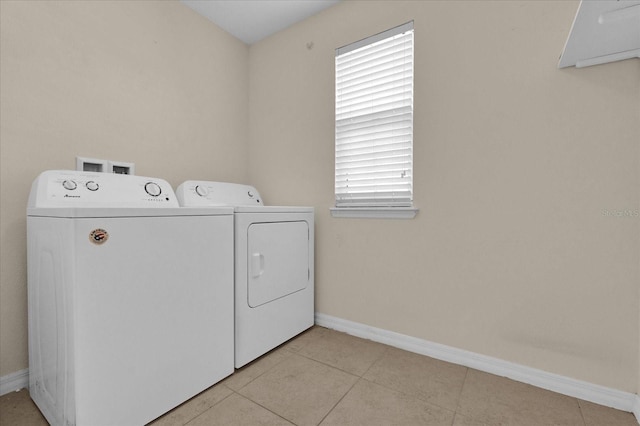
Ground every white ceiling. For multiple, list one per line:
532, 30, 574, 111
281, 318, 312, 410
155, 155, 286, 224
180, 0, 341, 45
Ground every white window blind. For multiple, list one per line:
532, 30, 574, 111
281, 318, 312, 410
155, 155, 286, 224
335, 22, 414, 208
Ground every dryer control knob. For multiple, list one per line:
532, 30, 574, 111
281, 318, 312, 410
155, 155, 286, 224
145, 182, 162, 197
62, 180, 77, 191
86, 181, 99, 191
195, 185, 208, 197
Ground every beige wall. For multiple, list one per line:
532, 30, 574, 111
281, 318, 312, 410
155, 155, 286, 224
248, 0, 639, 393
0, 0, 249, 377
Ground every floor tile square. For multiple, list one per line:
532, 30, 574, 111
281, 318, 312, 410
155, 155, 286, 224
283, 326, 329, 353
186, 393, 293, 426
223, 346, 294, 391
457, 369, 584, 426
0, 389, 47, 426
578, 399, 638, 426
320, 379, 455, 426
362, 346, 467, 410
238, 353, 359, 426
150, 383, 233, 425
297, 328, 388, 376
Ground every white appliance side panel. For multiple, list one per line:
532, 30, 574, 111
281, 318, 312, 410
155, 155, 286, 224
73, 215, 234, 425
247, 221, 309, 307
235, 212, 314, 368
27, 217, 76, 426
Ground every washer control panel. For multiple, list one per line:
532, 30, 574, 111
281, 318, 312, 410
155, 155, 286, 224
176, 181, 263, 207
28, 170, 179, 208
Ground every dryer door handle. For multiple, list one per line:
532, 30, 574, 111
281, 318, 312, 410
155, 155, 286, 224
251, 253, 264, 278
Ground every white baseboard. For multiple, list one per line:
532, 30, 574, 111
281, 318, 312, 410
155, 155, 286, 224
315, 313, 639, 423
0, 368, 28, 396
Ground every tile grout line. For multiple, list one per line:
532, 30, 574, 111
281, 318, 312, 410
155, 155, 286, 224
295, 327, 391, 425
292, 344, 389, 379
229, 389, 297, 426
229, 332, 357, 426
315, 376, 363, 426
360, 344, 392, 378
179, 387, 236, 426
450, 367, 470, 426
226, 328, 359, 426
353, 345, 467, 418
575, 398, 589, 426
188, 346, 300, 424
227, 347, 297, 392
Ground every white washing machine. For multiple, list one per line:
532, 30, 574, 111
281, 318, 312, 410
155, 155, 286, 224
27, 170, 234, 426
176, 181, 314, 368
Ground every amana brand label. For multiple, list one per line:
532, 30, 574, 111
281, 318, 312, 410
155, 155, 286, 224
89, 229, 109, 245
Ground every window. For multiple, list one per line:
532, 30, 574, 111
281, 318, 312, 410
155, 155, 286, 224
332, 22, 416, 219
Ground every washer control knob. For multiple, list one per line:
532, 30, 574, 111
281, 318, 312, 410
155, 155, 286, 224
195, 185, 208, 197
62, 180, 77, 191
86, 181, 99, 191
247, 191, 254, 198
145, 182, 162, 197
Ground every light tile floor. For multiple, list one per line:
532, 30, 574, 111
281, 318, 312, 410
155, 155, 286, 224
1, 326, 637, 426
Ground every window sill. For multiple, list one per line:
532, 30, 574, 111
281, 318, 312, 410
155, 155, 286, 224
330, 207, 419, 219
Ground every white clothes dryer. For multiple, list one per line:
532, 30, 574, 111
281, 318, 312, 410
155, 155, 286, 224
176, 181, 314, 368
27, 171, 234, 426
